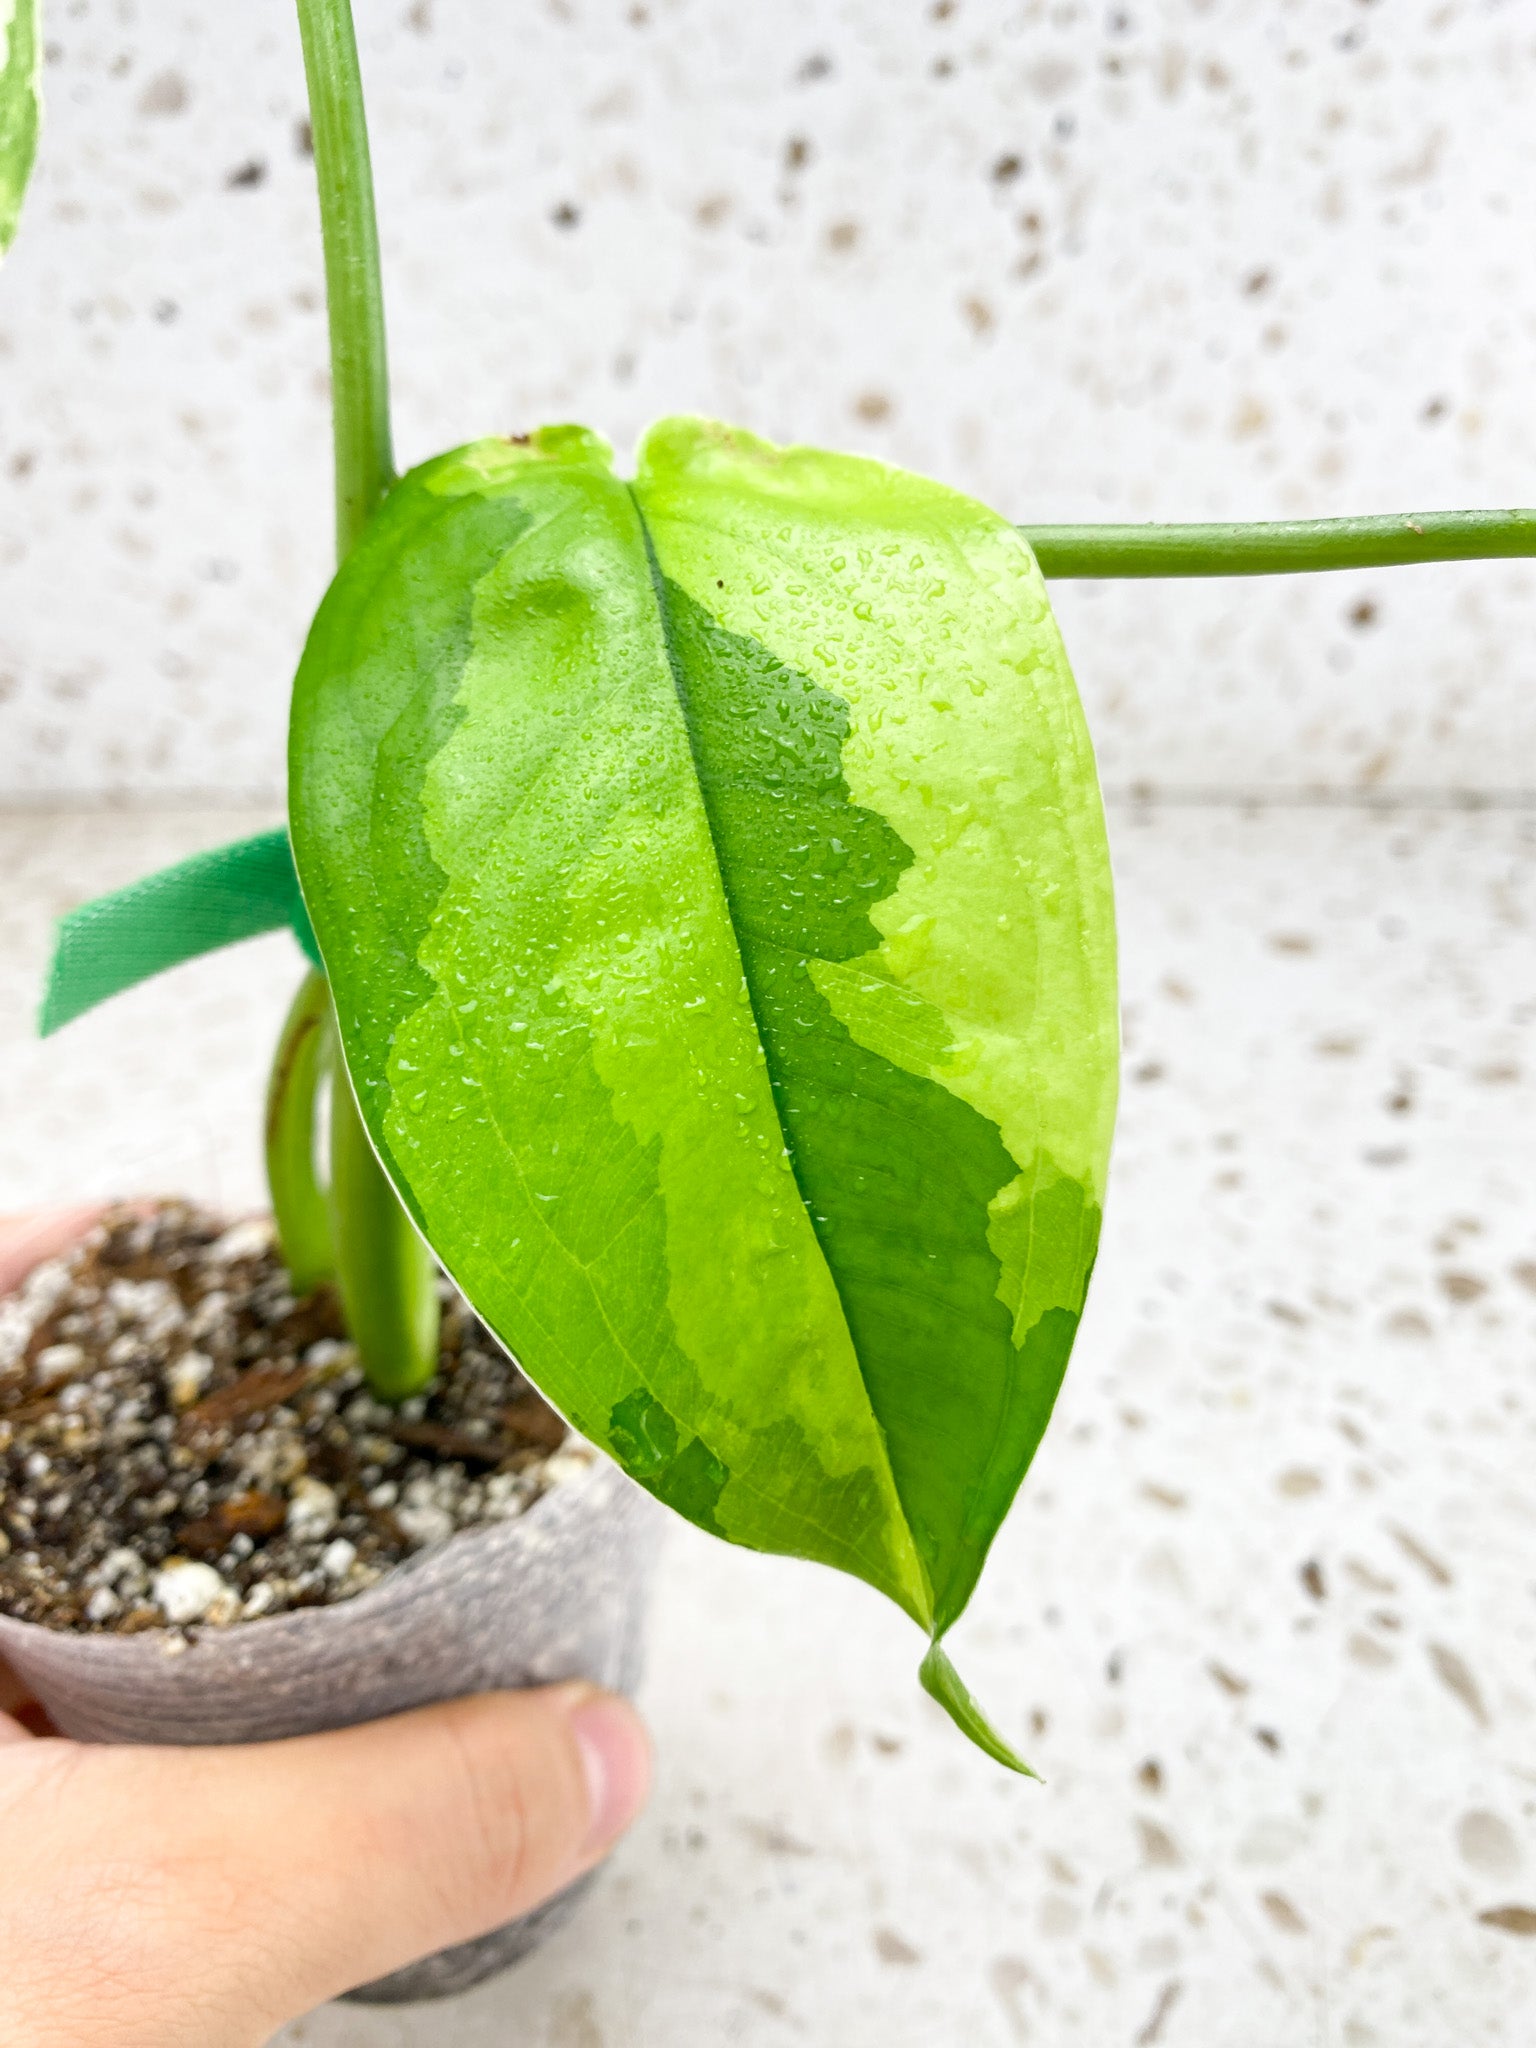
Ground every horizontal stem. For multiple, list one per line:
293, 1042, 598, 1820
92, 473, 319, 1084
1020, 509, 1536, 579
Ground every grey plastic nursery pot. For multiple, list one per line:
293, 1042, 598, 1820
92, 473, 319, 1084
0, 1454, 663, 2005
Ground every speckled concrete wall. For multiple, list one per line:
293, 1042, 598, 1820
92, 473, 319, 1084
1, 0, 1533, 798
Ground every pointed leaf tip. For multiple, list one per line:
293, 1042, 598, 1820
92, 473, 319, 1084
920, 1640, 1040, 1779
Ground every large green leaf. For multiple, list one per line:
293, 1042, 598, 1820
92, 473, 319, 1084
289, 419, 1118, 1765
0, 0, 40, 257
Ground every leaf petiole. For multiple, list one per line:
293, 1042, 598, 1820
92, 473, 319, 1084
1022, 507, 1536, 579
294, 0, 394, 559
290, 0, 437, 1399
264, 968, 335, 1298
327, 1015, 439, 1403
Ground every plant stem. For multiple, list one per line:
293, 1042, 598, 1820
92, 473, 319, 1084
287, 0, 439, 1396
264, 968, 334, 1296
295, 0, 394, 558
1021, 508, 1536, 578
328, 1038, 440, 1402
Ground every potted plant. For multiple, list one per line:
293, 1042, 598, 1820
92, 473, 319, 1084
2, 0, 1532, 2010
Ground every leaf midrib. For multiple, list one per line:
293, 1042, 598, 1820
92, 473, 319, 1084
627, 486, 930, 1614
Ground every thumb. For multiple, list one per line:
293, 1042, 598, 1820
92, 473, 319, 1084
0, 1203, 105, 1293
5, 1684, 650, 2047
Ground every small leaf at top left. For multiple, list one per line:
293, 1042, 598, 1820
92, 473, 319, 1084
0, 0, 41, 258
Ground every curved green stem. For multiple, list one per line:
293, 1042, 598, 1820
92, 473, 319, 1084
1021, 508, 1536, 579
265, 968, 334, 1296
291, 0, 438, 1395
295, 0, 394, 558
327, 1026, 439, 1403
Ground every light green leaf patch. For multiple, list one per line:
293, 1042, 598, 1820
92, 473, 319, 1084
289, 418, 1118, 1767
1, 0, 40, 257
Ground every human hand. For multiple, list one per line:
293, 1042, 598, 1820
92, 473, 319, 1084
0, 1209, 652, 2048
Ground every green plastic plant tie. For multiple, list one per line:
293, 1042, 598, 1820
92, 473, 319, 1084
38, 828, 319, 1037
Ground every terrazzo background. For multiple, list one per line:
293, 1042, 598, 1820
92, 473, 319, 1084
4, 801, 1536, 2045
1, 0, 1534, 797
4, 3, 1536, 2043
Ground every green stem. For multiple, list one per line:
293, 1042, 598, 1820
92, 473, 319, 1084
264, 968, 334, 1296
327, 1026, 439, 1403
1021, 508, 1536, 579
295, 0, 394, 558
288, 0, 438, 1396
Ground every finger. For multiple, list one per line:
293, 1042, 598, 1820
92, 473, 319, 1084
0, 1701, 55, 1741
0, 1675, 31, 1742
0, 1660, 40, 1740
231, 1683, 651, 2008
0, 1656, 58, 1741
9, 1683, 650, 2041
0, 1204, 106, 1294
